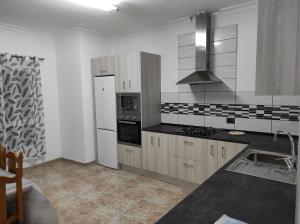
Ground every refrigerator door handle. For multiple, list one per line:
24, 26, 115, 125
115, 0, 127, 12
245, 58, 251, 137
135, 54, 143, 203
118, 120, 137, 125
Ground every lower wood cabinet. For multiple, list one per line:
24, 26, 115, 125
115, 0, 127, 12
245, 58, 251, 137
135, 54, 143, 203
142, 132, 169, 176
206, 140, 218, 178
141, 131, 248, 185
177, 158, 207, 184
118, 144, 142, 168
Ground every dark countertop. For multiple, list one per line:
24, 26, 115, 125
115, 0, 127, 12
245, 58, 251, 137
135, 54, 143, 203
143, 123, 297, 224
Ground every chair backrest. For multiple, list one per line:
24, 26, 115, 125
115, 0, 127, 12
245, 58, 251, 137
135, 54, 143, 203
0, 145, 6, 170
0, 145, 23, 176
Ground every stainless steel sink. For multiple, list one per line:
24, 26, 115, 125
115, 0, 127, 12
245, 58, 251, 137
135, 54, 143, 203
226, 149, 297, 185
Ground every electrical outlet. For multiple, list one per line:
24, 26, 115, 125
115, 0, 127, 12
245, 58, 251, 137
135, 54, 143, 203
227, 118, 235, 124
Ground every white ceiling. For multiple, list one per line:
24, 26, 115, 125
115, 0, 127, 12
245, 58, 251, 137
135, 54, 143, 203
0, 0, 254, 36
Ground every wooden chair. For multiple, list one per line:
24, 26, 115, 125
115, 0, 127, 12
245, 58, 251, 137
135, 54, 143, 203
0, 145, 24, 224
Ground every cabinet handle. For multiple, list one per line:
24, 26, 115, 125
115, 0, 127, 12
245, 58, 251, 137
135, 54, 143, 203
129, 80, 131, 90
183, 163, 194, 168
125, 148, 133, 152
151, 136, 154, 145
210, 145, 215, 157
123, 81, 126, 90
221, 146, 226, 158
100, 70, 106, 74
184, 141, 193, 145
158, 137, 160, 147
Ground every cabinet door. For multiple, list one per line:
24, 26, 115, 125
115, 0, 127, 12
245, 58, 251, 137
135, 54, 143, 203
119, 54, 128, 92
155, 133, 169, 176
114, 55, 122, 92
217, 141, 236, 169
206, 140, 218, 178
142, 132, 156, 172
91, 57, 114, 76
118, 144, 141, 168
168, 135, 178, 178
126, 52, 141, 92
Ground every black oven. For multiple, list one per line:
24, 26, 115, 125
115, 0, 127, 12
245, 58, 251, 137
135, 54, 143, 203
117, 120, 141, 145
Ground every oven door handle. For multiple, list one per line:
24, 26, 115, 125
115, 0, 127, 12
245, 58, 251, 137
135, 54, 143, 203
118, 120, 137, 125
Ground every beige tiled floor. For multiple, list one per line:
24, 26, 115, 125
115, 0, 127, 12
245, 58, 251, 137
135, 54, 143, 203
24, 160, 191, 224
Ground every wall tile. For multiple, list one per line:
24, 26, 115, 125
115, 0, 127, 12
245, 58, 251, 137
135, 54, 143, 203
211, 65, 236, 79
205, 116, 234, 129
211, 39, 237, 54
273, 96, 300, 106
178, 84, 205, 93
236, 91, 272, 105
178, 57, 195, 70
178, 114, 204, 127
178, 92, 204, 104
179, 45, 195, 58
272, 120, 299, 136
161, 113, 178, 124
178, 33, 194, 47
205, 92, 235, 104
161, 92, 178, 103
211, 52, 237, 67
205, 79, 236, 92
211, 24, 237, 41
235, 118, 272, 133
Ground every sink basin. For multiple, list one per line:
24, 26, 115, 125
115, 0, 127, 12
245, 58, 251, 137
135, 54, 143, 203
226, 149, 296, 185
245, 151, 289, 166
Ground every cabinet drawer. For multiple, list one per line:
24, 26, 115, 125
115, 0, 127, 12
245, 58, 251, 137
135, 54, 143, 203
177, 158, 206, 184
118, 144, 141, 168
177, 136, 207, 161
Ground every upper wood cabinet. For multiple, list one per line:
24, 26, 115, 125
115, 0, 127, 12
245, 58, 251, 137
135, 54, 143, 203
91, 56, 114, 76
114, 52, 141, 93
256, 0, 300, 95
92, 52, 142, 93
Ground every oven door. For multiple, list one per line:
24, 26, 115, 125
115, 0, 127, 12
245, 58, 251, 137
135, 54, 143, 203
117, 120, 141, 145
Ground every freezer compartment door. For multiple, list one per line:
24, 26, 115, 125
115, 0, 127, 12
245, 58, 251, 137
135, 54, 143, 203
94, 76, 117, 131
97, 129, 118, 169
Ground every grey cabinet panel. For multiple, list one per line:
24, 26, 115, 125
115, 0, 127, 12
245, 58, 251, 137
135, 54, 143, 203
256, 0, 300, 95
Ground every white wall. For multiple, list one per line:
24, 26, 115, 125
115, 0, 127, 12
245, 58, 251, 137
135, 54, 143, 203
0, 23, 62, 165
79, 31, 111, 162
56, 33, 85, 162
56, 29, 110, 163
111, 3, 258, 92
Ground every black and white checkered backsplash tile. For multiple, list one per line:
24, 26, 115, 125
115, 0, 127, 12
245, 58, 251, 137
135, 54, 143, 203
161, 103, 300, 121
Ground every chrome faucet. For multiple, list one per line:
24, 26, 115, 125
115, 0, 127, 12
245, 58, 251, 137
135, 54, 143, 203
273, 130, 297, 169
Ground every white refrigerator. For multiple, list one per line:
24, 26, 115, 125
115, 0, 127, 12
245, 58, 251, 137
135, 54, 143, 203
94, 75, 119, 169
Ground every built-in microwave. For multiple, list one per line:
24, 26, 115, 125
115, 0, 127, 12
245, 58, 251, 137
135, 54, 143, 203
117, 93, 141, 121
116, 93, 141, 145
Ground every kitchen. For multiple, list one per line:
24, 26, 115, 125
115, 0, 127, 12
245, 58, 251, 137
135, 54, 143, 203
0, 0, 299, 223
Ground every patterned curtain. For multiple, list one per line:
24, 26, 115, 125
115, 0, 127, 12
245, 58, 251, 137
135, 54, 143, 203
0, 54, 46, 158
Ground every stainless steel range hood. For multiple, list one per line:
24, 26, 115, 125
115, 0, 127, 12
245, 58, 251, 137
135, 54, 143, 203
177, 12, 221, 85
